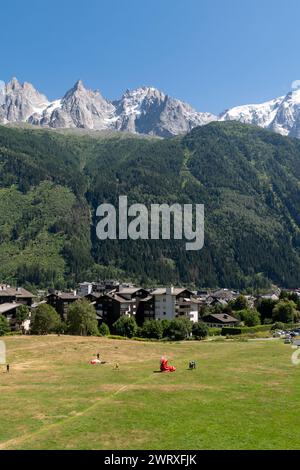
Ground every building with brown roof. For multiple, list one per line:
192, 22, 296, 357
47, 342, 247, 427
0, 303, 19, 329
47, 291, 80, 319
0, 285, 34, 306
203, 313, 240, 328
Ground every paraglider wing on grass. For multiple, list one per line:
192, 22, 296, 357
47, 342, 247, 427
160, 357, 176, 372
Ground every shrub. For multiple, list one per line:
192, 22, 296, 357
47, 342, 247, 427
257, 298, 278, 323
55, 321, 68, 334
232, 295, 248, 311
238, 308, 261, 326
135, 326, 143, 338
208, 327, 222, 336
221, 327, 242, 336
271, 322, 285, 331
132, 336, 153, 342
16, 305, 30, 325
0, 314, 10, 336
99, 322, 110, 336
107, 335, 128, 340
192, 321, 209, 340
113, 316, 137, 338
161, 319, 171, 338
141, 320, 163, 339
31, 304, 61, 335
165, 317, 192, 340
222, 324, 271, 336
272, 300, 298, 323
67, 300, 99, 336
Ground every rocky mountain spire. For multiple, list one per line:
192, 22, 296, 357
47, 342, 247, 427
4, 77, 300, 139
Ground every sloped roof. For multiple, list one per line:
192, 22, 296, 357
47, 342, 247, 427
139, 295, 153, 302
204, 313, 239, 324
0, 287, 34, 298
99, 293, 133, 304
0, 303, 18, 314
47, 292, 80, 300
152, 288, 191, 296
117, 287, 146, 295
112, 294, 133, 304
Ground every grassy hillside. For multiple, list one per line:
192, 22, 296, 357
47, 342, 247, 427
1, 122, 300, 288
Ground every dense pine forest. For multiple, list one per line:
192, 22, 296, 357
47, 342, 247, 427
1, 122, 300, 290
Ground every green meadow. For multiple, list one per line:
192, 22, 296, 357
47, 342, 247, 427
0, 335, 299, 450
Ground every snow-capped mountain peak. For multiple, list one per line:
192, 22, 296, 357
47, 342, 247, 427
3, 76, 300, 139
113, 86, 215, 136
219, 96, 284, 128
219, 86, 300, 138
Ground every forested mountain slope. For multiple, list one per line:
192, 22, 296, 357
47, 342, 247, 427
1, 122, 300, 289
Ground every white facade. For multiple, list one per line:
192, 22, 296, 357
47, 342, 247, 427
154, 287, 177, 321
152, 287, 199, 323
78, 282, 93, 297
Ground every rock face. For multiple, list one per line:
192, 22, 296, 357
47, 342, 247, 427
30, 80, 116, 130
0, 78, 215, 136
3, 77, 300, 138
113, 87, 215, 137
270, 89, 300, 137
0, 78, 49, 124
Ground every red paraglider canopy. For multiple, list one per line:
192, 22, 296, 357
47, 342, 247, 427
90, 359, 101, 365
160, 357, 176, 372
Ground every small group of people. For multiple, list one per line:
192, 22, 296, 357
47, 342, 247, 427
89, 351, 196, 373
159, 356, 197, 372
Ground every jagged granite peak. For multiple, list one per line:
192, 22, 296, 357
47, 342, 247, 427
28, 82, 216, 136
7, 77, 21, 90
0, 77, 50, 124
114, 86, 216, 137
31, 80, 116, 130
4, 76, 300, 139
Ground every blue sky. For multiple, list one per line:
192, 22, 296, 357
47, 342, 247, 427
1, 0, 300, 114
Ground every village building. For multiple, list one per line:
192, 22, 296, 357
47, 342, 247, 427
135, 295, 155, 325
77, 282, 93, 297
203, 313, 240, 328
0, 284, 34, 306
94, 293, 135, 327
205, 289, 239, 307
91, 280, 120, 295
94, 287, 150, 327
151, 287, 199, 323
47, 291, 80, 319
0, 303, 19, 330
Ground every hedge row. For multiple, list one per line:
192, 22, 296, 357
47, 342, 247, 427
208, 328, 222, 336
220, 322, 300, 336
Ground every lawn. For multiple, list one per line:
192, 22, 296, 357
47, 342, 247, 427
0, 335, 299, 450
